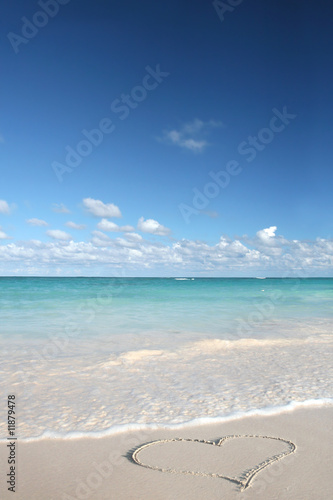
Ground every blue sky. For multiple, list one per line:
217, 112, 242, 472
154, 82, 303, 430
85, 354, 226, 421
0, 0, 332, 276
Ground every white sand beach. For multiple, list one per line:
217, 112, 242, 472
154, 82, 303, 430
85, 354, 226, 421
0, 406, 332, 500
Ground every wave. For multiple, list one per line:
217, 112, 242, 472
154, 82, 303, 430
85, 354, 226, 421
174, 278, 195, 280
6, 398, 333, 443
93, 335, 333, 367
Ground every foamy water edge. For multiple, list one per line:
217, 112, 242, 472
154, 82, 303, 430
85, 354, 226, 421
3, 398, 332, 443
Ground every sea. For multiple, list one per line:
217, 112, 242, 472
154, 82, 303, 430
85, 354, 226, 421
0, 277, 332, 440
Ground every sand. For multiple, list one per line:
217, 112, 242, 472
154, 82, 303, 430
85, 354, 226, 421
0, 406, 332, 500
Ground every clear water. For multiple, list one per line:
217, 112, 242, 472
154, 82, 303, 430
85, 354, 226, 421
0, 277, 332, 439
1, 277, 333, 338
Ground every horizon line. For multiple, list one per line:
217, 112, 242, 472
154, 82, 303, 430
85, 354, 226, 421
0, 276, 332, 279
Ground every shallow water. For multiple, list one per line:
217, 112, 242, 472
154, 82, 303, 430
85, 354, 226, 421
0, 277, 332, 439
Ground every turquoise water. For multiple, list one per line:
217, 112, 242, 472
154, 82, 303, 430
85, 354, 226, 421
0, 277, 332, 439
1, 277, 333, 339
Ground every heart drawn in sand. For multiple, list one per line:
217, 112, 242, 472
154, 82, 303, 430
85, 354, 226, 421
132, 435, 296, 491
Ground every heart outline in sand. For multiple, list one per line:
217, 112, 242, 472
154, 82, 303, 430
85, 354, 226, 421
131, 434, 296, 491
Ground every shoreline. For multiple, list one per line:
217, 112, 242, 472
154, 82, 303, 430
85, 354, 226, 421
1, 405, 332, 499
1, 331, 332, 441
1, 397, 332, 443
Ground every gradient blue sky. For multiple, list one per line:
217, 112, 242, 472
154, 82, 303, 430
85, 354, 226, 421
1, 0, 332, 276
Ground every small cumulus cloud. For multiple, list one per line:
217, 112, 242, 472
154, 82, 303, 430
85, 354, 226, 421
26, 218, 48, 227
137, 217, 171, 236
158, 119, 222, 153
257, 226, 277, 243
52, 203, 70, 214
0, 200, 11, 214
0, 227, 10, 239
83, 198, 121, 218
66, 221, 86, 230
46, 229, 72, 241
165, 131, 207, 153
242, 226, 286, 257
97, 218, 134, 232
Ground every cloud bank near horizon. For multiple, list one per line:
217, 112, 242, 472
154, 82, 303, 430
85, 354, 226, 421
0, 197, 332, 276
0, 229, 331, 276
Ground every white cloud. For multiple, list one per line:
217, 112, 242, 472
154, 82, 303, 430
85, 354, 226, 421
97, 220, 118, 231
163, 130, 207, 153
26, 218, 48, 227
180, 138, 207, 152
0, 200, 10, 214
257, 226, 277, 243
0, 227, 10, 239
91, 230, 112, 247
91, 230, 110, 241
46, 230, 72, 241
66, 221, 86, 230
83, 198, 121, 218
159, 119, 222, 153
124, 232, 143, 242
52, 203, 70, 214
254, 226, 287, 256
0, 226, 332, 276
137, 217, 171, 236
97, 218, 134, 232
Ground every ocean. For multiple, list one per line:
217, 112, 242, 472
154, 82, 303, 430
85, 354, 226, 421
0, 277, 332, 440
